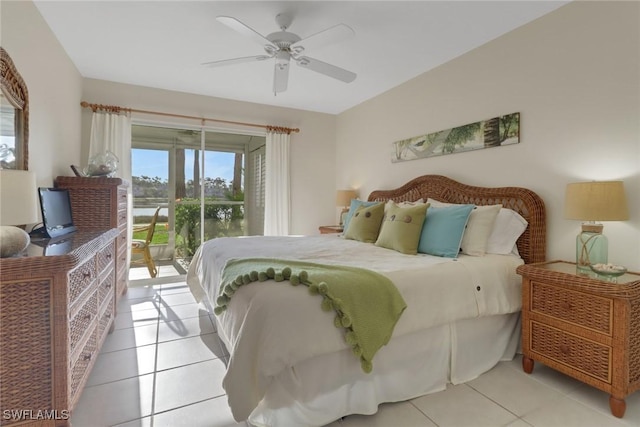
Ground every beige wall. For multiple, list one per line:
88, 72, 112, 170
336, 1, 640, 270
82, 79, 336, 235
1, 0, 83, 188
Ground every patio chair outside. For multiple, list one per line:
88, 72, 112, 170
131, 206, 161, 278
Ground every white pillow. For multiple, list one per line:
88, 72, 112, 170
384, 198, 425, 212
486, 208, 528, 255
427, 199, 501, 256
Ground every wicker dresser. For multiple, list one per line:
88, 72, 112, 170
0, 229, 118, 426
55, 176, 129, 301
517, 260, 640, 418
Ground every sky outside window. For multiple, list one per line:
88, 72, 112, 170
132, 149, 236, 183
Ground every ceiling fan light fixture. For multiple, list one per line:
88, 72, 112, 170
275, 51, 290, 70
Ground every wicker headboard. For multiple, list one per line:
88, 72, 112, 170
368, 175, 546, 264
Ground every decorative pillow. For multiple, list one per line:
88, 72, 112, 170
486, 208, 528, 255
427, 199, 501, 256
418, 204, 474, 258
394, 198, 425, 207
343, 202, 384, 243
375, 202, 428, 255
384, 199, 425, 213
343, 199, 378, 230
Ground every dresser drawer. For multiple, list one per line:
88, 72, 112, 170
69, 329, 98, 402
530, 281, 613, 335
117, 187, 128, 212
69, 291, 98, 355
97, 296, 115, 346
117, 229, 127, 255
96, 241, 115, 274
530, 321, 611, 383
97, 268, 115, 307
68, 258, 96, 305
116, 208, 128, 228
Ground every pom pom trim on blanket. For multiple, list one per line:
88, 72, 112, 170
214, 258, 407, 373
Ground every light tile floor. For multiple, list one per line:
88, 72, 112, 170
72, 274, 640, 427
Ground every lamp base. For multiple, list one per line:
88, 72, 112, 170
339, 207, 349, 226
576, 228, 608, 271
0, 226, 30, 257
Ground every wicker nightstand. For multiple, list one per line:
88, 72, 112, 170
516, 260, 640, 418
319, 225, 344, 234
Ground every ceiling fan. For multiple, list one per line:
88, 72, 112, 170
203, 13, 357, 94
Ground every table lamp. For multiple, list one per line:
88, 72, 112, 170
564, 181, 628, 272
336, 189, 357, 226
0, 170, 38, 257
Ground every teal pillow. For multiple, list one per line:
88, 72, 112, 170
418, 204, 474, 258
343, 199, 378, 230
375, 202, 428, 254
343, 203, 385, 243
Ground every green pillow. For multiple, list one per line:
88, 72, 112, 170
343, 199, 379, 230
343, 203, 384, 243
375, 202, 429, 254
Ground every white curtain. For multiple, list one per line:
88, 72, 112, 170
89, 112, 132, 180
89, 111, 133, 280
264, 130, 290, 236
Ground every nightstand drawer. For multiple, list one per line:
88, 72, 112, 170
531, 281, 613, 335
530, 321, 611, 383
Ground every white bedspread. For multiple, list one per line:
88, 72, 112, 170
186, 235, 523, 421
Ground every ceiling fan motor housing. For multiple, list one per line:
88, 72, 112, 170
266, 31, 301, 50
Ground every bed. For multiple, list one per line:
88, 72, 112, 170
187, 174, 546, 427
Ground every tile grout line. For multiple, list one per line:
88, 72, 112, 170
149, 292, 162, 427
464, 382, 527, 422
408, 399, 440, 426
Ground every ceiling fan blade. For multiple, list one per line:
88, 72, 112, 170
217, 16, 278, 51
201, 55, 272, 68
295, 56, 356, 83
273, 61, 289, 94
290, 24, 354, 54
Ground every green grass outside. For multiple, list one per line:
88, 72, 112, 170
132, 224, 169, 245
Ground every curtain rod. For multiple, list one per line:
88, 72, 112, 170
80, 101, 300, 134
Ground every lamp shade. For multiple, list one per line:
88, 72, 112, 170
0, 170, 38, 225
336, 189, 357, 207
564, 181, 629, 221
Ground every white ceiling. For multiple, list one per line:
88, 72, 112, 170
34, 1, 568, 115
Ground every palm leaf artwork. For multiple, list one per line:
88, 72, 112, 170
392, 112, 519, 163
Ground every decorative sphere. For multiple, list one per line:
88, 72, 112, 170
0, 226, 30, 257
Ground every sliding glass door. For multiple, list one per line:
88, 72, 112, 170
131, 125, 265, 273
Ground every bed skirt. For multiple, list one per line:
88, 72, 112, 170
213, 312, 521, 427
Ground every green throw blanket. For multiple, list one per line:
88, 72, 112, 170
214, 258, 407, 373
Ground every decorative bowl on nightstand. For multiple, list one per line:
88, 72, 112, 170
590, 263, 627, 277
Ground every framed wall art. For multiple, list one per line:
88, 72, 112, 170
392, 112, 520, 163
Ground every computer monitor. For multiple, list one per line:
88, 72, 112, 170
31, 188, 78, 239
